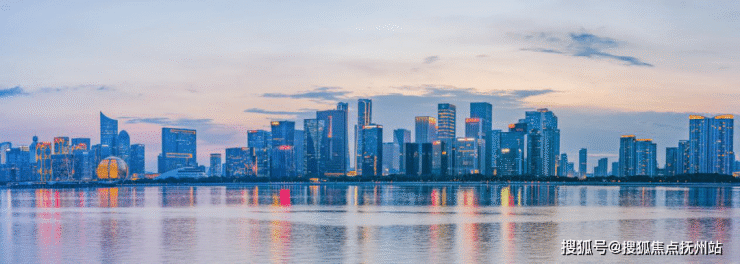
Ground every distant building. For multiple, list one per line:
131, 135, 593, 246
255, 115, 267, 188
210, 153, 222, 177
382, 143, 399, 175
117, 130, 131, 164
635, 139, 657, 176
677, 140, 690, 175
35, 142, 52, 181
71, 138, 91, 151
579, 148, 587, 177
523, 109, 560, 177
499, 123, 527, 176
303, 119, 324, 177
619, 135, 637, 177
100, 112, 118, 156
355, 99, 372, 175
665, 147, 678, 176
558, 153, 568, 177
317, 103, 349, 177
404, 143, 420, 176
270, 121, 295, 178
247, 130, 271, 177
432, 140, 448, 176
361, 125, 383, 177
415, 116, 437, 144
225, 147, 255, 177
158, 127, 197, 173
689, 115, 734, 175
470, 102, 493, 176
393, 129, 411, 174
129, 144, 145, 175
294, 129, 305, 176
0, 142, 11, 165
595, 158, 608, 177
455, 138, 484, 175
53, 137, 70, 155
611, 162, 619, 176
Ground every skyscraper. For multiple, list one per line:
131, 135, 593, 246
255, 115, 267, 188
355, 99, 372, 175
71, 138, 90, 151
677, 140, 690, 174
158, 127, 197, 173
35, 142, 52, 181
619, 135, 636, 177
665, 147, 678, 176
225, 147, 255, 177
437, 103, 456, 140
210, 153, 222, 177
689, 115, 734, 175
0, 142, 11, 165
117, 130, 130, 164
53, 137, 70, 155
455, 138, 484, 175
558, 153, 568, 177
294, 129, 304, 176
470, 102, 493, 175
523, 109, 560, 177
499, 123, 527, 176
393, 129, 411, 173
595, 158, 608, 177
635, 139, 657, 176
404, 143, 420, 176
382, 142, 399, 175
361, 124, 382, 177
317, 103, 349, 177
130, 144, 145, 175
415, 116, 437, 144
303, 119, 324, 177
465, 118, 484, 139
248, 130, 271, 177
270, 121, 295, 178
579, 148, 587, 177
100, 112, 118, 155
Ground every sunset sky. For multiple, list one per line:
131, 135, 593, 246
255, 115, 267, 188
1, 1, 739, 172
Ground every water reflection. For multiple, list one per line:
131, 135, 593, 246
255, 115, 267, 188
0, 184, 739, 262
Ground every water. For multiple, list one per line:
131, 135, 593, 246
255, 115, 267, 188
1, 183, 738, 263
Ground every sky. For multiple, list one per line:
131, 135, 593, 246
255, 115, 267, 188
1, 0, 739, 173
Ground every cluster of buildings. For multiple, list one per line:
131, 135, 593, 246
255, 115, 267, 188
0, 103, 737, 182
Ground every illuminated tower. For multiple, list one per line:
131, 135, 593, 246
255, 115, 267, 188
100, 112, 118, 156
158, 127, 197, 173
415, 116, 437, 144
356, 98, 372, 175
470, 102, 493, 175
361, 124, 383, 177
248, 130, 271, 177
689, 115, 734, 175
270, 121, 295, 178
117, 130, 130, 164
579, 148, 587, 177
317, 103, 349, 177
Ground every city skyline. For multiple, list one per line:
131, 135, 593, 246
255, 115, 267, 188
2, 1, 740, 172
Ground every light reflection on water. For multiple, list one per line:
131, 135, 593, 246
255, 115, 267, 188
0, 184, 739, 263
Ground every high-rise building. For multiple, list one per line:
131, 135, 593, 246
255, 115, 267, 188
5, 146, 32, 182
579, 148, 587, 177
382, 143, 399, 175
404, 143, 420, 177
100, 112, 118, 155
470, 102, 493, 176
225, 147, 255, 177
355, 99, 372, 175
499, 123, 527, 176
72, 149, 92, 180
117, 130, 131, 164
665, 147, 678, 176
0, 142, 11, 165
431, 140, 448, 176
317, 103, 349, 177
71, 138, 90, 151
677, 140, 690, 175
270, 121, 296, 178
558, 153, 568, 177
294, 129, 304, 177
420, 143, 433, 176
247, 130, 271, 177
437, 103, 456, 140
361, 125, 383, 177
523, 109, 560, 177
619, 135, 636, 177
611, 162, 619, 176
465, 118, 484, 139
393, 129, 411, 173
595, 158, 608, 177
51, 153, 74, 180
53, 137, 70, 155
635, 139, 657, 176
210, 153, 222, 177
527, 130, 543, 176
415, 116, 437, 144
158, 128, 197, 173
689, 115, 734, 175
454, 138, 485, 175
303, 119, 324, 177
35, 142, 52, 181
129, 144, 145, 175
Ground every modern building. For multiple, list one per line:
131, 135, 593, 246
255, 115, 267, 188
393, 129, 411, 173
294, 129, 304, 176
35, 142, 52, 181
465, 118, 484, 139
454, 138, 484, 175
225, 147, 255, 177
270, 121, 296, 178
382, 142, 399, 175
100, 112, 118, 155
117, 131, 131, 163
470, 102, 493, 176
558, 153, 568, 177
415, 116, 437, 144
579, 148, 587, 177
595, 158, 608, 177
129, 144, 145, 175
53, 137, 70, 155
356, 99, 372, 175
499, 123, 527, 176
404, 143, 420, 176
317, 103, 349, 177
158, 127, 197, 173
0, 142, 11, 165
247, 130, 271, 177
665, 147, 678, 176
619, 135, 637, 177
611, 162, 619, 176
71, 138, 90, 151
431, 140, 448, 176
303, 119, 324, 177
689, 115, 734, 175
677, 140, 690, 175
523, 109, 560, 177
437, 103, 456, 140
361, 125, 383, 177
635, 139, 657, 176
96, 156, 127, 180
210, 153, 222, 177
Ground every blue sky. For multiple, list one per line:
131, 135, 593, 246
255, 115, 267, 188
1, 1, 739, 172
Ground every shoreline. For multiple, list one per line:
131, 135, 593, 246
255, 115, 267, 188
3, 180, 740, 189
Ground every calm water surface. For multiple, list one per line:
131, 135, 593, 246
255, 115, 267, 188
1, 183, 739, 263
